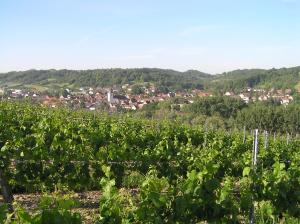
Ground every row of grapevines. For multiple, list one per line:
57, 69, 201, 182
0, 101, 300, 222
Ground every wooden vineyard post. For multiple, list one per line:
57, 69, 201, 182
0, 168, 14, 212
250, 129, 259, 224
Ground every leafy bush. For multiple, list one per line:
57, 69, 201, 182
2, 193, 82, 224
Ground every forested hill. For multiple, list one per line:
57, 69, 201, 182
1, 66, 300, 91
210, 66, 300, 91
0, 68, 211, 91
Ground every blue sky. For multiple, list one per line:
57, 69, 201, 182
1, 0, 300, 73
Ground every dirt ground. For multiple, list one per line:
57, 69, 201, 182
0, 191, 101, 224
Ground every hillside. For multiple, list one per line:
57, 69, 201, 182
211, 66, 300, 91
0, 68, 211, 91
1, 66, 300, 92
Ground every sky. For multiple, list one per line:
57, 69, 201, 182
0, 0, 300, 74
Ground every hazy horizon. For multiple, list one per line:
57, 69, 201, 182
1, 0, 300, 74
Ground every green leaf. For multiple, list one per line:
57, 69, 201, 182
243, 167, 251, 177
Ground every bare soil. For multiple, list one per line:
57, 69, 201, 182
0, 191, 101, 224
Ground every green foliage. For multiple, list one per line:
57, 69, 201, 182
0, 68, 210, 91
0, 204, 9, 223
130, 84, 144, 94
183, 96, 246, 118
97, 167, 136, 223
236, 103, 300, 133
1, 102, 300, 222
2, 66, 300, 92
210, 66, 300, 91
136, 169, 173, 223
1, 193, 81, 224
122, 171, 144, 188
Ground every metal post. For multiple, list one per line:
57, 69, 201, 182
243, 126, 246, 143
253, 129, 259, 167
203, 120, 208, 147
264, 130, 268, 149
250, 129, 259, 224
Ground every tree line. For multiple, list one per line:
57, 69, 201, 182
137, 96, 300, 134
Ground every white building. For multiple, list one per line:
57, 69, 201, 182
224, 91, 234, 96
107, 90, 114, 103
239, 93, 250, 103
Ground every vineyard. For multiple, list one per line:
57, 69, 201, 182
0, 102, 300, 223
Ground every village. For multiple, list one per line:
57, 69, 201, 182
223, 88, 294, 105
0, 84, 295, 111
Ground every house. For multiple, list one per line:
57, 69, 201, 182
42, 96, 60, 107
285, 89, 292, 94
258, 95, 268, 101
122, 84, 129, 89
239, 93, 250, 103
224, 91, 234, 96
11, 89, 23, 98
281, 97, 290, 105
276, 89, 283, 95
168, 92, 176, 97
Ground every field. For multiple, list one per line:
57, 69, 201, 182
0, 102, 300, 223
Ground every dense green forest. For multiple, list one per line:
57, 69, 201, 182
136, 96, 300, 134
0, 68, 210, 91
209, 66, 300, 91
1, 66, 300, 91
